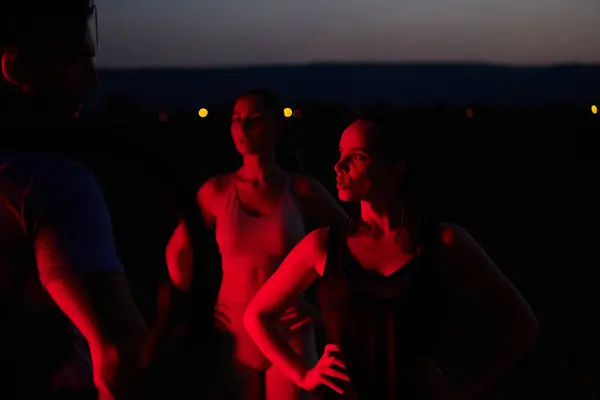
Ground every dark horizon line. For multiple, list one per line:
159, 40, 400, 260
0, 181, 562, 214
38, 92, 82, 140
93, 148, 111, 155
96, 61, 600, 72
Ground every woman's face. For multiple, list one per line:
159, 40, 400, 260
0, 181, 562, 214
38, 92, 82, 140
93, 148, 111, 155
334, 120, 402, 202
230, 95, 281, 156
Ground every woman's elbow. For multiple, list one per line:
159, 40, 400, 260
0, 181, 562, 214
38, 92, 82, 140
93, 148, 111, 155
522, 311, 541, 347
506, 305, 540, 352
243, 303, 273, 336
242, 305, 260, 333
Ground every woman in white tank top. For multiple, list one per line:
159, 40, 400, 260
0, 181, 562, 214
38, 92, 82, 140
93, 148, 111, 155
166, 89, 347, 399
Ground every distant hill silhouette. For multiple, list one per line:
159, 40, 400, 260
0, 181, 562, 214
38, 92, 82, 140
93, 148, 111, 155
89, 63, 600, 112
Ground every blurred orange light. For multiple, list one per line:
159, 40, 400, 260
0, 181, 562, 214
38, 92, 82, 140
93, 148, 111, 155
198, 108, 208, 118
592, 105, 598, 115
283, 108, 293, 118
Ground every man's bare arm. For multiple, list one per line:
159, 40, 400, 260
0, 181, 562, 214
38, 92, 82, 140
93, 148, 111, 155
29, 161, 147, 399
46, 274, 147, 399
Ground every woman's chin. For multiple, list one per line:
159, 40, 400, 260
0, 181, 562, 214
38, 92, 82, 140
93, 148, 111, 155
337, 190, 354, 202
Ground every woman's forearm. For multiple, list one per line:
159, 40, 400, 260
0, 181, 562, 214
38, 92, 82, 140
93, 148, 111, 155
243, 311, 311, 386
447, 319, 540, 400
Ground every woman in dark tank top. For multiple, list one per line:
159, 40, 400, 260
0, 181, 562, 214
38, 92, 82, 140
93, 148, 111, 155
312, 118, 447, 399
244, 117, 539, 399
315, 215, 445, 399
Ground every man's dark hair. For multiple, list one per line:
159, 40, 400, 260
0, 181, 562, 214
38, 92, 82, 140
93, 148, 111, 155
0, 0, 96, 54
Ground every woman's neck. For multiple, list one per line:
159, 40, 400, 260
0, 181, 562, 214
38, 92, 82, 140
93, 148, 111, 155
240, 153, 283, 183
359, 193, 404, 233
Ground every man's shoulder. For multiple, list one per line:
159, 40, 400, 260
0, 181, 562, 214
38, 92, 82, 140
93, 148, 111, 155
1, 153, 86, 170
1, 154, 93, 184
1, 154, 99, 209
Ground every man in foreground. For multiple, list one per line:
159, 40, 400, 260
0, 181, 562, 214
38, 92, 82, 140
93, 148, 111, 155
1, 1, 147, 398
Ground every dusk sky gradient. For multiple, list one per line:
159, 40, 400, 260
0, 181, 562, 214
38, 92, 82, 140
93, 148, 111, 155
95, 0, 600, 68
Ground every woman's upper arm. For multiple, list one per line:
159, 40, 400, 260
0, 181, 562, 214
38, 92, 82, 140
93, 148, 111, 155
442, 224, 537, 325
196, 176, 219, 229
166, 176, 219, 257
246, 227, 329, 316
166, 220, 189, 252
165, 221, 193, 290
165, 177, 221, 289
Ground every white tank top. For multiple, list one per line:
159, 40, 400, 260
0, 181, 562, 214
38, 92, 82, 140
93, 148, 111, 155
214, 174, 306, 305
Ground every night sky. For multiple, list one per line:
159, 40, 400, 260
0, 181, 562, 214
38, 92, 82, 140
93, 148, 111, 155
95, 0, 600, 68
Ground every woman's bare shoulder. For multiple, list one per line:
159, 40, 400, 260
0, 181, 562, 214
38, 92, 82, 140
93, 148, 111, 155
197, 172, 236, 203
438, 222, 472, 248
303, 226, 331, 276
289, 173, 325, 195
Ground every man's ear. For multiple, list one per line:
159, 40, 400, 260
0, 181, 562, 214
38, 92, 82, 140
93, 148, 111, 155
2, 46, 23, 86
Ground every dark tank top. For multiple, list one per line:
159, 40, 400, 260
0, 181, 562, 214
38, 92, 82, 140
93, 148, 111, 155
316, 218, 446, 399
